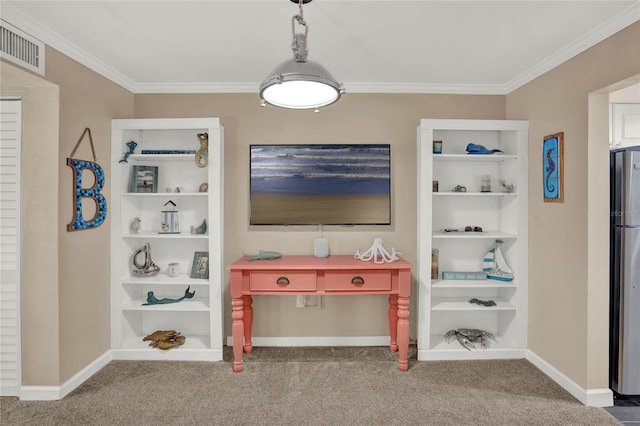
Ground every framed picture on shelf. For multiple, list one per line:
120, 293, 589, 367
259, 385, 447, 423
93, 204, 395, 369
190, 251, 209, 279
130, 165, 158, 193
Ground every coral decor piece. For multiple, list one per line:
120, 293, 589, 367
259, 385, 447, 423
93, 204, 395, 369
143, 330, 186, 350
354, 238, 400, 264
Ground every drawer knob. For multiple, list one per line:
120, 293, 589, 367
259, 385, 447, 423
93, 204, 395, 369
276, 277, 290, 285
351, 276, 365, 285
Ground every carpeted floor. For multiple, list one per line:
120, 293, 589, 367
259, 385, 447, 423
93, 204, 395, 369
0, 346, 621, 425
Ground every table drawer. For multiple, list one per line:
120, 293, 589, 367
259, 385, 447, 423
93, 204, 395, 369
324, 270, 391, 291
249, 271, 317, 291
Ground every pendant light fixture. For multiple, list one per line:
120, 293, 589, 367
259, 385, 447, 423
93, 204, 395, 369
259, 0, 344, 110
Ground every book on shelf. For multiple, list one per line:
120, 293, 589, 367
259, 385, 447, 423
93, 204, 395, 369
141, 150, 196, 155
441, 271, 487, 280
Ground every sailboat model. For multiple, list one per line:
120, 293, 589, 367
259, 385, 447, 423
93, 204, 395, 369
483, 239, 514, 282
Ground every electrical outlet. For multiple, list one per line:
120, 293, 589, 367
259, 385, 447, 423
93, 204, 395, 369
296, 295, 323, 308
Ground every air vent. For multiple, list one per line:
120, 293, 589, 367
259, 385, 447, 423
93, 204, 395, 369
0, 20, 45, 76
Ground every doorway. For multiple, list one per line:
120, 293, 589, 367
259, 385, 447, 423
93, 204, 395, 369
589, 75, 640, 407
610, 83, 640, 149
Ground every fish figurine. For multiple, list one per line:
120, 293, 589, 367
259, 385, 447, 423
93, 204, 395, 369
245, 250, 283, 261
466, 143, 503, 155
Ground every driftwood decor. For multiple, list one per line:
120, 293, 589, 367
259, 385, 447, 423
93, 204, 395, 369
66, 127, 107, 231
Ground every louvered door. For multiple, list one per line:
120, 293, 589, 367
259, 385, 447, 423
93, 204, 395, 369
0, 98, 21, 397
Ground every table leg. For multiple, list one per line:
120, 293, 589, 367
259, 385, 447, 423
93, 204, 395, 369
243, 295, 253, 354
397, 296, 410, 372
231, 297, 244, 372
388, 294, 398, 352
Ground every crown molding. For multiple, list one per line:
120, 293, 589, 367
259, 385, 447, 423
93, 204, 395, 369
133, 82, 260, 94
342, 82, 508, 95
134, 81, 509, 95
503, 1, 640, 94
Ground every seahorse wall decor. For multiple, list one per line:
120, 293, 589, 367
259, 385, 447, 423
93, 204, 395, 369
545, 146, 556, 193
542, 132, 564, 203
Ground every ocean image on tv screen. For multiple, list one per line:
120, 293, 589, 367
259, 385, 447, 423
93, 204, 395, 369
250, 144, 391, 225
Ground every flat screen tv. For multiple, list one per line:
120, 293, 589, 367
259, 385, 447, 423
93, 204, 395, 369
250, 144, 391, 225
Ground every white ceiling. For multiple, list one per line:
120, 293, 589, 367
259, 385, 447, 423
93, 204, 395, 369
2, 1, 639, 95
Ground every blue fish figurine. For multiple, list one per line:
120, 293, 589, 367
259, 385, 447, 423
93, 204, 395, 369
245, 250, 283, 261
466, 143, 503, 155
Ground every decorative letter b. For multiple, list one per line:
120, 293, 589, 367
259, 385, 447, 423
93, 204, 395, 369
67, 158, 107, 231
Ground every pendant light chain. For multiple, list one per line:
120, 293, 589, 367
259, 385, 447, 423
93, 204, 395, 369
291, 0, 309, 62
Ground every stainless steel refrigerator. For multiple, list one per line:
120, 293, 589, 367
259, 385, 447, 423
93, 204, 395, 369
610, 146, 640, 398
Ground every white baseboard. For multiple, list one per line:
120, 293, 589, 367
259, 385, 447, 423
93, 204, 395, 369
418, 348, 526, 361
111, 348, 223, 361
526, 350, 613, 407
20, 351, 112, 401
226, 335, 391, 347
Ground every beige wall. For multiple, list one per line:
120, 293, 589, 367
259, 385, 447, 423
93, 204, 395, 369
43, 47, 134, 382
134, 93, 505, 339
1, 61, 60, 385
506, 22, 640, 389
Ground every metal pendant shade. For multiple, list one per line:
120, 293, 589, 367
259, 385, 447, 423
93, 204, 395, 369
260, 59, 342, 109
259, 0, 343, 110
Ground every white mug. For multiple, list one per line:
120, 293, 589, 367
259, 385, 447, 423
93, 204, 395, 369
168, 262, 180, 277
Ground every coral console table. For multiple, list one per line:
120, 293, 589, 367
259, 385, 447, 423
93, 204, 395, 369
228, 255, 413, 372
